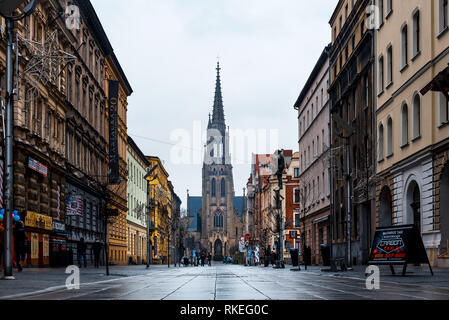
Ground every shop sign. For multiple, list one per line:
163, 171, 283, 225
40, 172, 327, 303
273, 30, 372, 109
28, 158, 48, 176
25, 211, 53, 231
52, 220, 66, 232
290, 231, 298, 239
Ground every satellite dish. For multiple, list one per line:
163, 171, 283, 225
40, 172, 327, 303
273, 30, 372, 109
0, 0, 38, 20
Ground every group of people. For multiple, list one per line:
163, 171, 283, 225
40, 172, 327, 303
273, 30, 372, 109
185, 251, 212, 267
77, 237, 103, 268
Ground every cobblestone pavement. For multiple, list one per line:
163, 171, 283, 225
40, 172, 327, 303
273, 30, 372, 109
1, 264, 448, 300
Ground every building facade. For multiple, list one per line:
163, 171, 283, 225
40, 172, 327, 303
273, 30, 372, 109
376, 0, 449, 267
104, 53, 132, 265
294, 46, 331, 265
328, 0, 377, 266
146, 156, 172, 264
126, 136, 149, 264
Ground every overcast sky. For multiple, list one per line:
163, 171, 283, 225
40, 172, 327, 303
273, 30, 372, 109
91, 0, 337, 209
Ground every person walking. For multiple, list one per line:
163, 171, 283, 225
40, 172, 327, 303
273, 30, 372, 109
207, 252, 212, 266
13, 221, 27, 272
92, 238, 102, 268
77, 238, 87, 268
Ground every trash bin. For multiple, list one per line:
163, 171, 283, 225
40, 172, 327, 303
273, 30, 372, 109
290, 249, 299, 267
320, 244, 330, 266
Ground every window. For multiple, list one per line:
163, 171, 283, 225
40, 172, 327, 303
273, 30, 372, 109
294, 168, 299, 178
294, 189, 300, 204
401, 24, 408, 69
386, 0, 392, 16
321, 89, 324, 108
412, 10, 420, 57
401, 103, 409, 146
378, 55, 384, 93
387, 45, 393, 85
379, 123, 384, 160
317, 136, 320, 155
365, 76, 369, 107
221, 178, 226, 197
387, 117, 393, 156
317, 176, 320, 199
439, 93, 449, 125
214, 211, 223, 228
211, 178, 216, 197
379, 0, 384, 25
440, 0, 448, 32
412, 94, 421, 139
323, 172, 326, 197
295, 214, 300, 228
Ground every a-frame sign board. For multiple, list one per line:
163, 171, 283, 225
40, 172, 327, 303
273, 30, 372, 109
368, 225, 434, 277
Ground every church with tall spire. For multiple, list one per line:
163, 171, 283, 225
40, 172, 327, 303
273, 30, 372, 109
186, 62, 244, 259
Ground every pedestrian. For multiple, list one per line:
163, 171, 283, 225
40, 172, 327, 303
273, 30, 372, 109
77, 237, 87, 268
92, 238, 102, 268
13, 221, 27, 272
207, 252, 212, 266
200, 252, 205, 267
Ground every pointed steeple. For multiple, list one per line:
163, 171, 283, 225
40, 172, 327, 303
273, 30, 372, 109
211, 61, 225, 131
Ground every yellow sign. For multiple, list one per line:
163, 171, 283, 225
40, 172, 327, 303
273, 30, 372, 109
25, 211, 53, 231
43, 234, 49, 258
31, 233, 39, 259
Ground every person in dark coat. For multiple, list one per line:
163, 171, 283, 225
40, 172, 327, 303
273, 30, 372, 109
13, 221, 27, 272
0, 224, 5, 269
77, 238, 87, 268
207, 252, 212, 266
92, 238, 102, 268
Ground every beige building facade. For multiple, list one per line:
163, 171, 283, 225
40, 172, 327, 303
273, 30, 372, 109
376, 0, 449, 267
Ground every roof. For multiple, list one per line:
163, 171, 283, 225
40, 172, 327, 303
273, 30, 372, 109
78, 0, 133, 95
127, 135, 150, 167
294, 45, 330, 110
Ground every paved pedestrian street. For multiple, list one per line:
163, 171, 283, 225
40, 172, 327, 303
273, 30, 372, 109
1, 264, 449, 300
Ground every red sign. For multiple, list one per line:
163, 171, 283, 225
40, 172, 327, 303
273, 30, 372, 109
245, 234, 250, 241
28, 158, 48, 176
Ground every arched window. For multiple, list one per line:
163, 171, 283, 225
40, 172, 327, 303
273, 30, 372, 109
413, 93, 421, 139
214, 211, 223, 228
401, 103, 409, 147
221, 178, 226, 197
379, 123, 384, 160
387, 117, 393, 156
401, 23, 408, 69
211, 178, 216, 197
440, 92, 449, 125
412, 9, 420, 57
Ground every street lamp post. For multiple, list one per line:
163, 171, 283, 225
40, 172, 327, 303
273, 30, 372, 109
1, 0, 38, 280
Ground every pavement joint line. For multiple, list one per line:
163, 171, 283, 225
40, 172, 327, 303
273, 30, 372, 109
294, 278, 375, 300
229, 270, 272, 300
161, 270, 203, 300
303, 270, 449, 292
0, 272, 162, 300
59, 284, 124, 301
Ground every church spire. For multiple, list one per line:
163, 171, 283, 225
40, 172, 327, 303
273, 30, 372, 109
211, 61, 225, 129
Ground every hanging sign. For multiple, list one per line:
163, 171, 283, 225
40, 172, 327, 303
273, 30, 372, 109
66, 195, 83, 216
25, 211, 53, 231
108, 80, 120, 185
